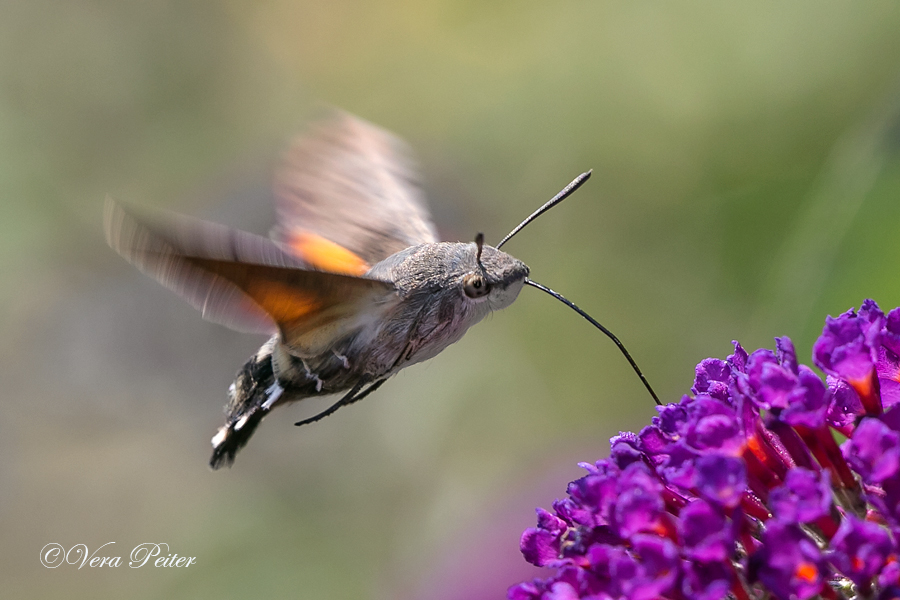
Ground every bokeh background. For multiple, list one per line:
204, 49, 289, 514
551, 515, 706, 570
5, 2, 900, 598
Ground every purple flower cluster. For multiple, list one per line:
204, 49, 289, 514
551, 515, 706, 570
510, 300, 900, 600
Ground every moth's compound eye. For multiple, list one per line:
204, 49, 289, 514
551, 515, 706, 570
463, 273, 491, 299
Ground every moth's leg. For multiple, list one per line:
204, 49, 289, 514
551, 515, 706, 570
260, 381, 285, 410
332, 350, 351, 370
294, 379, 386, 427
300, 358, 324, 391
389, 300, 451, 370
340, 378, 386, 407
389, 303, 430, 371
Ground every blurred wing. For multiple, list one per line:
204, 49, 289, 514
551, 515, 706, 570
104, 199, 397, 353
271, 112, 439, 269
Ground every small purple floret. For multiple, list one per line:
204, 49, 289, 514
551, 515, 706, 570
617, 535, 679, 600
520, 508, 567, 567
694, 455, 747, 508
844, 418, 900, 483
826, 376, 864, 429
679, 499, 735, 562
612, 464, 664, 539
829, 514, 893, 589
693, 358, 733, 402
814, 308, 878, 383
768, 467, 831, 524
751, 521, 826, 600
682, 560, 733, 600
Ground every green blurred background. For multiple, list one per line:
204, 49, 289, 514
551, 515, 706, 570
5, 1, 900, 598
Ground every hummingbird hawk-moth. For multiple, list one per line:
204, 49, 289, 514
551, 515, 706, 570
105, 112, 657, 469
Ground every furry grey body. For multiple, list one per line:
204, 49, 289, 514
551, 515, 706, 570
210, 241, 528, 468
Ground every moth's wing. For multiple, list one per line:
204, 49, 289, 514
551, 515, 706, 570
104, 199, 397, 353
271, 111, 439, 271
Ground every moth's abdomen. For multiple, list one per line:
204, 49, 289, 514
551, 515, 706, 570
210, 340, 282, 469
209, 338, 362, 469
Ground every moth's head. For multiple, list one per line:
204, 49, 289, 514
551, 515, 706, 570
461, 233, 529, 311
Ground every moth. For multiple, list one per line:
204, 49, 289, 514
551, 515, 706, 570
105, 112, 656, 469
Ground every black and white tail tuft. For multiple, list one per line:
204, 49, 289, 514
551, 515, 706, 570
209, 340, 282, 469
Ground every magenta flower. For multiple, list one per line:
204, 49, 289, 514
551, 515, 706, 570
510, 300, 900, 600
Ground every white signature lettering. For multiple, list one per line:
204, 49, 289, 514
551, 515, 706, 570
40, 542, 196, 569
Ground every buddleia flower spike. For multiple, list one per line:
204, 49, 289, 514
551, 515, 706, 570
510, 299, 900, 600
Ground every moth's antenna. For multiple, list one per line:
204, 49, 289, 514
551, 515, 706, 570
524, 278, 661, 406
496, 171, 592, 250
475, 232, 485, 270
